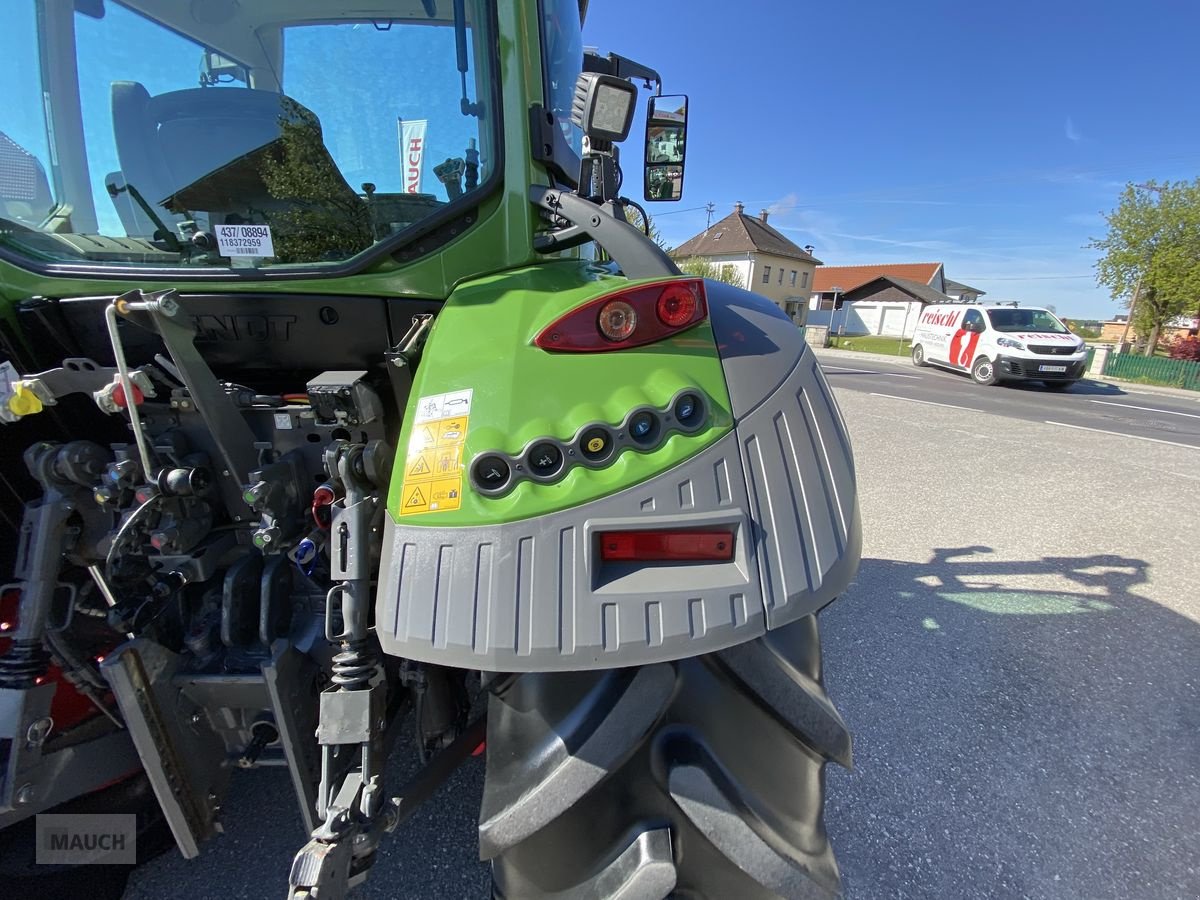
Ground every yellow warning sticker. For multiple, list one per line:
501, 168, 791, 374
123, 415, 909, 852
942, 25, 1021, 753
400, 390, 472, 516
401, 483, 429, 513
406, 451, 436, 480
434, 445, 461, 477
436, 418, 467, 446
409, 424, 439, 453
427, 478, 462, 511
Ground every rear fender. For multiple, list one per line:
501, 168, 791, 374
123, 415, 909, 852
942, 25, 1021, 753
374, 277, 861, 670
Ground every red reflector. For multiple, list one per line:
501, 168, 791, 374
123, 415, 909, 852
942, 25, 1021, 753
112, 381, 144, 408
599, 530, 735, 562
472, 741, 486, 757
535, 279, 707, 352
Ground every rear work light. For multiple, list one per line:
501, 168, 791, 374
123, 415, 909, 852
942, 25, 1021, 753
599, 529, 735, 562
535, 279, 707, 352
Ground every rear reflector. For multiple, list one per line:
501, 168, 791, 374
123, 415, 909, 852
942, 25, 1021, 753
599, 529, 735, 562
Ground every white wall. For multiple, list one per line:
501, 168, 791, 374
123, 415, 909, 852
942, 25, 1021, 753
827, 301, 923, 338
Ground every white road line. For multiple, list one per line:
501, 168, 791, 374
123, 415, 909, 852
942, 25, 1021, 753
822, 365, 922, 379
868, 392, 974, 411
1044, 420, 1199, 450
1088, 399, 1200, 420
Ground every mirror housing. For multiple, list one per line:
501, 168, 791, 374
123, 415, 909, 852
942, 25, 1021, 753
644, 94, 688, 202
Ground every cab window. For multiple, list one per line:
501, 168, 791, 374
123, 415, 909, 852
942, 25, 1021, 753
963, 309, 985, 331
539, 0, 585, 155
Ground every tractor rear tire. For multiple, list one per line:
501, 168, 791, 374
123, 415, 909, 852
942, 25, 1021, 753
480, 614, 851, 900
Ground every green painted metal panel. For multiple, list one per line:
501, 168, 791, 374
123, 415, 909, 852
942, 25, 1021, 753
384, 261, 733, 525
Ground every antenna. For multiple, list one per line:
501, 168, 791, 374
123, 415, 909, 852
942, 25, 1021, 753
705, 202, 715, 228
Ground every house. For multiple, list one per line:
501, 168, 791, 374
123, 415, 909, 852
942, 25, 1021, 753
944, 278, 987, 304
1099, 315, 1200, 345
808, 263, 959, 338
671, 202, 822, 324
809, 262, 947, 310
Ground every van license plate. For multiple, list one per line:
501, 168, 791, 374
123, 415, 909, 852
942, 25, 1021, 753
1039, 365, 1068, 373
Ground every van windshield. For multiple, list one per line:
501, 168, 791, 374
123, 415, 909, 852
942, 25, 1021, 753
0, 0, 497, 273
985, 308, 1069, 334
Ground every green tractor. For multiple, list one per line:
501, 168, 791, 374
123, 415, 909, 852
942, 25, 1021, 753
0, 2, 861, 897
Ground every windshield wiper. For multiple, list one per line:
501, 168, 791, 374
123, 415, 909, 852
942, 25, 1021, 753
106, 179, 183, 253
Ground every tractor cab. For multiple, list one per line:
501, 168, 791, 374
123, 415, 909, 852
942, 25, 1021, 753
1, 0, 499, 270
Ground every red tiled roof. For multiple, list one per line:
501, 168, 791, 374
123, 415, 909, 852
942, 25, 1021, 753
812, 263, 942, 294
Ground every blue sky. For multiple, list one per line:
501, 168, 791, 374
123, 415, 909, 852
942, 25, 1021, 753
584, 0, 1200, 319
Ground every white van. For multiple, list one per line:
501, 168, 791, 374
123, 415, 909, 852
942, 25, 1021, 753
910, 303, 1089, 389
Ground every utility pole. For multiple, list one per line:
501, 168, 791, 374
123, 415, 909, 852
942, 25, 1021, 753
705, 202, 715, 229
1116, 273, 1140, 351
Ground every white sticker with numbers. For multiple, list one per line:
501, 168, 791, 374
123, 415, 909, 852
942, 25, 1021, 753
216, 224, 275, 257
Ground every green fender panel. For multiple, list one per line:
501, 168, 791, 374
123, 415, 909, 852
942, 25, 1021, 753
385, 260, 733, 526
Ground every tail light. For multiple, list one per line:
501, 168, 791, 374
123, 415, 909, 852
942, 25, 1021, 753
599, 529, 735, 562
535, 279, 707, 352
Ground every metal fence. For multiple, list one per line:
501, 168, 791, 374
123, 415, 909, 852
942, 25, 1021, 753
1103, 352, 1200, 391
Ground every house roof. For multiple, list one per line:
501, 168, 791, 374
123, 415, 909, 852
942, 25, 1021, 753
841, 275, 955, 306
944, 278, 987, 296
812, 263, 942, 294
671, 204, 822, 264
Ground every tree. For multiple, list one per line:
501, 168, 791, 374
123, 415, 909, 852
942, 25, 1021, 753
258, 99, 374, 263
1089, 180, 1200, 355
676, 256, 746, 288
622, 204, 670, 252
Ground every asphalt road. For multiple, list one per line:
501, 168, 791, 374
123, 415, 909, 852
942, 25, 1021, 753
818, 348, 1200, 449
124, 381, 1200, 900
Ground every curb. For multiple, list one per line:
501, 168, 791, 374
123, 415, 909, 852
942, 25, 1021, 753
811, 347, 1200, 403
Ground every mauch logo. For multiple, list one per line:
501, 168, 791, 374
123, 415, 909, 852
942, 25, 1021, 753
192, 314, 297, 342
37, 813, 137, 865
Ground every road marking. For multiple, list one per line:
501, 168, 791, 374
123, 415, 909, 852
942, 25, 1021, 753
868, 392, 974, 411
1044, 420, 1199, 450
1087, 399, 1200, 420
822, 365, 922, 379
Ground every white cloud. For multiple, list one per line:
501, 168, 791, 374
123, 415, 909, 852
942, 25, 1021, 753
1065, 116, 1083, 143
766, 192, 800, 216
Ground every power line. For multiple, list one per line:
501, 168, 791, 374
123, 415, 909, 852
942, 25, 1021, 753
957, 274, 1094, 281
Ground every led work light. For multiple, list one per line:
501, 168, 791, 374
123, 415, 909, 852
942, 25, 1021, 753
570, 72, 637, 142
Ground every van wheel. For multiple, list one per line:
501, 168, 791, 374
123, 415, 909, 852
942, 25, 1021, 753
971, 356, 998, 385
912, 344, 927, 367
1043, 381, 1073, 391
481, 615, 851, 899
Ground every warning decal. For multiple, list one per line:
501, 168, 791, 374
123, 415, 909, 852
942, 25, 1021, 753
400, 389, 472, 516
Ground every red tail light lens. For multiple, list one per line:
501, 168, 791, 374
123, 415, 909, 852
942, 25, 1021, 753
599, 529, 735, 562
535, 279, 707, 352
656, 283, 698, 327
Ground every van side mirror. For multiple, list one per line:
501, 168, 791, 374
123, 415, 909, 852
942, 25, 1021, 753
644, 94, 687, 202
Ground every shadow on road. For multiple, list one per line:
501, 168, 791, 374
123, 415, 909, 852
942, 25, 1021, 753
1001, 378, 1128, 396
821, 548, 1199, 899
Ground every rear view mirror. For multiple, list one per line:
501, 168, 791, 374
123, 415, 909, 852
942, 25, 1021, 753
644, 94, 688, 202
